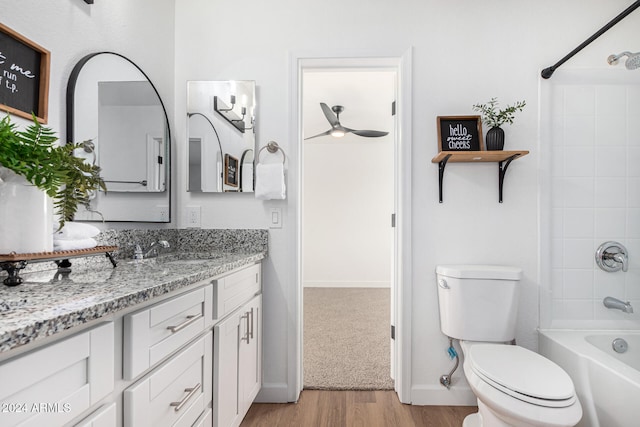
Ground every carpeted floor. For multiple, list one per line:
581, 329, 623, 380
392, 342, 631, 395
303, 287, 394, 390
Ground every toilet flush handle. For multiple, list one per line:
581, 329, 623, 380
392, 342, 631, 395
438, 278, 450, 289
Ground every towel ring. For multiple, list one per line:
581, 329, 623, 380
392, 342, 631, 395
258, 141, 286, 165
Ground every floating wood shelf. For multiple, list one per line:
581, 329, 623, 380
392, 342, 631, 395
0, 245, 118, 287
431, 150, 529, 203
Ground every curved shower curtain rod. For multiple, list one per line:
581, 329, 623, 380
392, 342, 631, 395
541, 0, 640, 79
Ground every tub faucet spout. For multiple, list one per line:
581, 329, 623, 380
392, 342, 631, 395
603, 296, 634, 314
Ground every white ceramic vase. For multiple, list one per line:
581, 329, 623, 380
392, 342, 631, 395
0, 166, 53, 254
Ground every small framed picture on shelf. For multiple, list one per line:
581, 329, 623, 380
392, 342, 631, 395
437, 116, 483, 152
224, 154, 239, 187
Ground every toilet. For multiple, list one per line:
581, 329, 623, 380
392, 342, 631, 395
435, 265, 582, 427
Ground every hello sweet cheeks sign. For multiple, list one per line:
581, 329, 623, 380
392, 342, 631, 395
436, 115, 483, 152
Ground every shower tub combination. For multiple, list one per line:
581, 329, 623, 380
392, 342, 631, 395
539, 330, 640, 427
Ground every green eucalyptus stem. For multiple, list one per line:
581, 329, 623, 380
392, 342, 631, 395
472, 97, 526, 129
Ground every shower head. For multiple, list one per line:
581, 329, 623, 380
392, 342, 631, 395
607, 51, 640, 70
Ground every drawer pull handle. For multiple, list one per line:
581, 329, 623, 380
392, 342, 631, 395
167, 313, 202, 333
249, 307, 254, 340
170, 383, 201, 412
241, 312, 250, 343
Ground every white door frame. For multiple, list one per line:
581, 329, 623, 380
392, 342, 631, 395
287, 48, 413, 403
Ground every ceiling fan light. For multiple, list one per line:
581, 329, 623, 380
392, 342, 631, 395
330, 129, 345, 138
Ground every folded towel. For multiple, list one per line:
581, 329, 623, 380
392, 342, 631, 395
53, 238, 98, 251
255, 163, 286, 200
53, 222, 100, 240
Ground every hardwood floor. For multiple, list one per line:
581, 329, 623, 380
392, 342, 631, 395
240, 390, 477, 427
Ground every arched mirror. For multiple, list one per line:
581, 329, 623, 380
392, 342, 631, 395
187, 80, 256, 193
67, 52, 171, 222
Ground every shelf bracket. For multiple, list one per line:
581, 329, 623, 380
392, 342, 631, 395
438, 154, 452, 203
498, 154, 521, 203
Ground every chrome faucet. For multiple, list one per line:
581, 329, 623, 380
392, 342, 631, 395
603, 296, 634, 314
134, 240, 170, 259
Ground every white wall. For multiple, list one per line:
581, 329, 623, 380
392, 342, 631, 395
302, 71, 394, 289
541, 69, 640, 329
174, 0, 640, 405
1, 0, 176, 227
6, 0, 640, 407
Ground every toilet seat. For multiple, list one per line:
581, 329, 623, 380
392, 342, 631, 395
468, 344, 576, 408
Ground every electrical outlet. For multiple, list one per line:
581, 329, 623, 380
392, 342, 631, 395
185, 206, 201, 228
156, 206, 169, 222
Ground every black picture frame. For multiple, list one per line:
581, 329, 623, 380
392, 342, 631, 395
224, 154, 239, 187
0, 23, 50, 123
437, 115, 483, 152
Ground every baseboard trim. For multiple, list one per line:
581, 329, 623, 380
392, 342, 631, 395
411, 384, 477, 406
254, 382, 292, 403
303, 281, 390, 288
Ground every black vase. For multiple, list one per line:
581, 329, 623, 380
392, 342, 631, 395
485, 127, 505, 150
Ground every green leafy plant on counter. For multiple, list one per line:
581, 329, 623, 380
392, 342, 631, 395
472, 97, 526, 129
0, 113, 105, 230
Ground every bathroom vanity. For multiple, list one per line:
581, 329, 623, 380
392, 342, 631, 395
0, 245, 266, 427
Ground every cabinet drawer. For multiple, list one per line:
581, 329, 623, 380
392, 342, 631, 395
213, 264, 260, 321
124, 331, 212, 427
124, 285, 212, 380
0, 322, 114, 427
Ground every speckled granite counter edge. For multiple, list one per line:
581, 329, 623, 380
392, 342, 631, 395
0, 252, 266, 354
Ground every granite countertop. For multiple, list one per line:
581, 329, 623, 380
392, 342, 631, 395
0, 251, 266, 354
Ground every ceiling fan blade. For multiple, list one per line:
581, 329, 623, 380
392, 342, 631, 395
304, 129, 332, 140
351, 129, 389, 138
320, 103, 339, 126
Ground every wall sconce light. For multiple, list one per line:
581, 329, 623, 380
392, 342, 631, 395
213, 96, 245, 133
83, 0, 94, 3
216, 95, 236, 112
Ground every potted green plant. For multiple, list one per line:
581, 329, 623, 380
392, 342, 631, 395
0, 114, 105, 252
472, 98, 526, 150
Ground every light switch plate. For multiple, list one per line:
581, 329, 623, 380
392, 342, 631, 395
269, 208, 282, 229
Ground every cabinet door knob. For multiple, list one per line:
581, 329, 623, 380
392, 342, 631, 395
166, 313, 202, 333
170, 383, 201, 412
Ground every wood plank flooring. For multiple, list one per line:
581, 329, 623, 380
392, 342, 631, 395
240, 390, 477, 427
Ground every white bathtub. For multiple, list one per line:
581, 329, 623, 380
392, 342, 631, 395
539, 330, 640, 427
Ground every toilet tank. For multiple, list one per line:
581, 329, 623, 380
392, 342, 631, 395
436, 265, 522, 342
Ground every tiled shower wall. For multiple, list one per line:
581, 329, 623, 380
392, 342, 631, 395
545, 70, 640, 328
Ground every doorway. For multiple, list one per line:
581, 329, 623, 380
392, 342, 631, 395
290, 51, 413, 404
301, 69, 396, 390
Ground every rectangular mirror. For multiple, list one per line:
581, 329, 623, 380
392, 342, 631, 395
187, 81, 256, 193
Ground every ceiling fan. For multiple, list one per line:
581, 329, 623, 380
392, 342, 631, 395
305, 102, 389, 140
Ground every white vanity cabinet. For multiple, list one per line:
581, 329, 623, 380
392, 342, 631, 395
0, 322, 114, 427
213, 293, 262, 427
0, 259, 263, 427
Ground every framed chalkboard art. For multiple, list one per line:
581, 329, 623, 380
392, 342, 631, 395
437, 115, 483, 152
224, 154, 239, 187
0, 23, 50, 123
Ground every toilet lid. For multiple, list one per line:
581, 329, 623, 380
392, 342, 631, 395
468, 344, 576, 408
